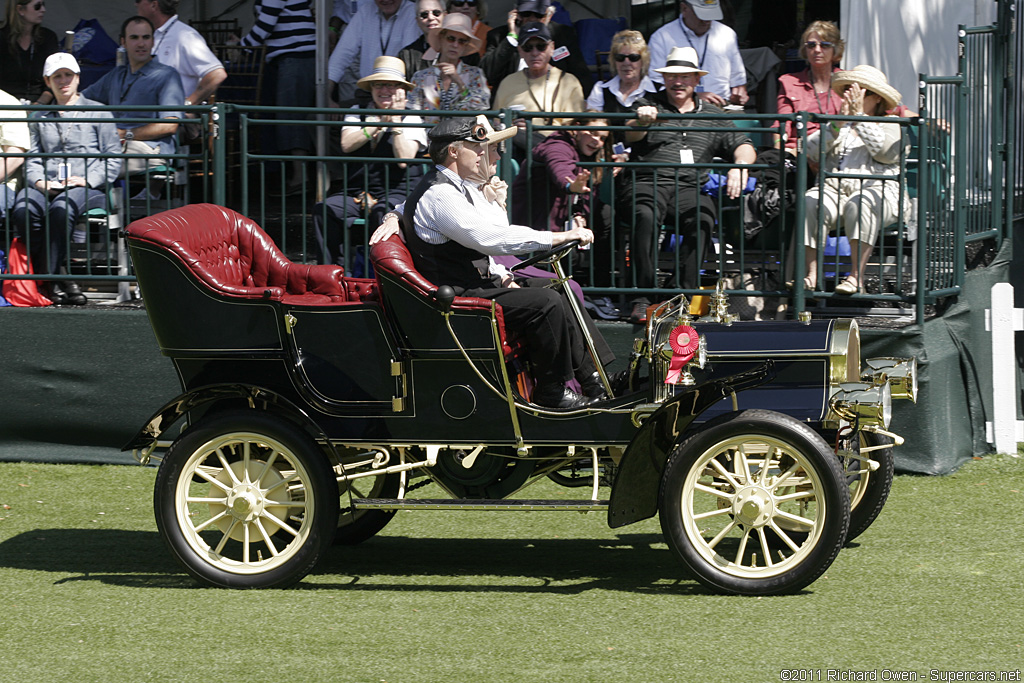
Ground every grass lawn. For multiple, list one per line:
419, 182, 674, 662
1, 455, 1022, 683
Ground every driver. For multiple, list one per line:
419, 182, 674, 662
371, 115, 609, 409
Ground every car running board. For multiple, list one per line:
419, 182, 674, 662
352, 498, 609, 511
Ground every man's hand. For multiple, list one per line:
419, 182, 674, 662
729, 85, 749, 106
634, 105, 658, 127
725, 166, 748, 199
555, 223, 594, 247
369, 212, 404, 244
697, 91, 728, 106
506, 10, 518, 35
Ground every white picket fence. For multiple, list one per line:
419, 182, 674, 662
985, 282, 1024, 455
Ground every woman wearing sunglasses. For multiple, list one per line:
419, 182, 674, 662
774, 20, 845, 153
445, 0, 489, 56
0, 0, 59, 105
585, 30, 657, 118
407, 12, 489, 120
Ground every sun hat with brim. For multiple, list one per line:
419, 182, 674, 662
433, 13, 482, 57
429, 115, 517, 146
831, 64, 901, 111
654, 46, 708, 77
357, 56, 414, 92
684, 0, 723, 21
43, 52, 81, 77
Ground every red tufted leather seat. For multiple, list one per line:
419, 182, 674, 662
369, 234, 510, 352
127, 204, 378, 306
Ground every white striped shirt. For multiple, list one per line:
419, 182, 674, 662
239, 0, 316, 62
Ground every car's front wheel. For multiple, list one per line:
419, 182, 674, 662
659, 409, 850, 595
154, 410, 339, 588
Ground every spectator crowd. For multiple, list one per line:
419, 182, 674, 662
0, 0, 914, 319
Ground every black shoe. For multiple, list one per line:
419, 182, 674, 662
62, 281, 87, 306
578, 371, 608, 400
533, 382, 596, 409
628, 301, 649, 325
43, 281, 68, 305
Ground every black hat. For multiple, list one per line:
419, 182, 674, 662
516, 0, 550, 13
519, 22, 552, 44
428, 115, 517, 145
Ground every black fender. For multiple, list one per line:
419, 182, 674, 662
608, 362, 774, 529
122, 383, 331, 456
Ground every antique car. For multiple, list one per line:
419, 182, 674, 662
123, 204, 914, 596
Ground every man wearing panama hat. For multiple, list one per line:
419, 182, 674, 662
618, 45, 756, 324
370, 115, 612, 408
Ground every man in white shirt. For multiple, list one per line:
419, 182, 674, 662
135, 0, 227, 108
647, 0, 748, 107
372, 115, 607, 409
328, 0, 420, 103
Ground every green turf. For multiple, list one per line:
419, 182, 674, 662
1, 455, 1022, 683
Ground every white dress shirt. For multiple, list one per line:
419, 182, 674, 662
647, 18, 746, 99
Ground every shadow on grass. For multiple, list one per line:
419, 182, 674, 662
0, 528, 713, 594
310, 532, 711, 595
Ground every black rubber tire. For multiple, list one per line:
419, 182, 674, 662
154, 410, 339, 589
334, 471, 401, 545
659, 409, 850, 596
845, 431, 895, 543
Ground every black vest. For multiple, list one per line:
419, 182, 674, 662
401, 168, 498, 293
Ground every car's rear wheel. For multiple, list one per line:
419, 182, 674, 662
659, 409, 850, 595
155, 410, 338, 588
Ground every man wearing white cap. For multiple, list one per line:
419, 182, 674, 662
619, 45, 755, 324
647, 0, 747, 107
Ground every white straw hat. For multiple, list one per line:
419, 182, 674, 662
831, 64, 902, 111
654, 46, 708, 77
357, 56, 414, 92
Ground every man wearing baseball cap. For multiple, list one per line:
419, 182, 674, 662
647, 0, 747, 107
370, 115, 611, 409
479, 0, 591, 102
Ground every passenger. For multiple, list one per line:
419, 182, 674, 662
0, 0, 58, 105
328, 0, 420, 105
136, 0, 227, 117
232, 0, 316, 194
621, 45, 755, 324
480, 0, 591, 100
492, 22, 585, 162
647, 0, 748, 107
314, 57, 427, 268
773, 20, 844, 153
0, 87, 29, 217
82, 16, 185, 178
397, 0, 447, 82
585, 30, 658, 120
407, 13, 490, 121
445, 0, 489, 56
10, 52, 121, 305
370, 115, 614, 409
796, 64, 910, 296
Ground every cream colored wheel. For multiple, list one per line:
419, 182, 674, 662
660, 410, 849, 595
155, 411, 338, 588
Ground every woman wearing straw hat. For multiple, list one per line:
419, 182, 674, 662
314, 56, 428, 270
797, 64, 910, 296
445, 0, 489, 56
407, 12, 490, 122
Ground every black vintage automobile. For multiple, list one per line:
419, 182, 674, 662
123, 204, 914, 596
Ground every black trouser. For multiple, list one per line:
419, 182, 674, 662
620, 181, 716, 297
464, 278, 612, 386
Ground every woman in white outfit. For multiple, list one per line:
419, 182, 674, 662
799, 64, 909, 295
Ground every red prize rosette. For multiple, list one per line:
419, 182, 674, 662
664, 325, 699, 385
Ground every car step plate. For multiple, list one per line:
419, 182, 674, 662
353, 498, 609, 511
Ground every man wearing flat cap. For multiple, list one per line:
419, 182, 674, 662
372, 115, 610, 409
620, 45, 755, 324
648, 0, 747, 107
480, 0, 591, 103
